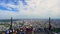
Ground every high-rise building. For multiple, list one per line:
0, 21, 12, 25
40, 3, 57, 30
49, 17, 51, 30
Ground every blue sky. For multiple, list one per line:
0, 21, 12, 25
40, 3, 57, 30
0, 0, 27, 11
0, 0, 60, 19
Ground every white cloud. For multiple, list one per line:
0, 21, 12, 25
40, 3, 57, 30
0, 0, 60, 19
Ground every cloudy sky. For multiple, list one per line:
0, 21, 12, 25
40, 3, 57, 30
0, 0, 60, 19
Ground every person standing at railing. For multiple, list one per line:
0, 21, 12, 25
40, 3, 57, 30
26, 28, 33, 34
2, 31, 5, 34
32, 31, 34, 34
32, 28, 35, 34
6, 30, 9, 34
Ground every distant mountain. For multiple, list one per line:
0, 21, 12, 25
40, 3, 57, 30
0, 19, 60, 22
0, 19, 19, 22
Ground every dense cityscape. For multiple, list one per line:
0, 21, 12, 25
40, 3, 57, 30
0, 17, 60, 34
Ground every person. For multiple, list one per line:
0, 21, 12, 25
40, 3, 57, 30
55, 33, 58, 34
2, 31, 5, 34
26, 27, 33, 34
6, 30, 9, 34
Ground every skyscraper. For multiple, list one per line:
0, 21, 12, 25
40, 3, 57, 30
49, 17, 51, 30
